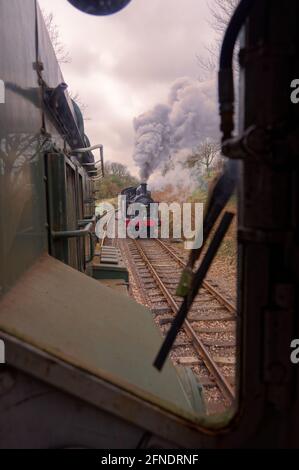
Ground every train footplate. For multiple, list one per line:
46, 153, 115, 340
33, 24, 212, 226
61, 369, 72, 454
0, 254, 195, 418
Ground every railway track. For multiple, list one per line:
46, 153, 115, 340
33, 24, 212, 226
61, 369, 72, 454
121, 237, 237, 414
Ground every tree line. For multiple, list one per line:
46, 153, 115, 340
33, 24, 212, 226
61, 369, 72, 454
96, 162, 139, 199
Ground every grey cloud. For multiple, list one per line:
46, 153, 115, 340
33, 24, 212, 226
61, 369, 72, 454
38, 0, 217, 169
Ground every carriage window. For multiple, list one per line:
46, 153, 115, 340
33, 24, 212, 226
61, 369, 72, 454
4, 0, 291, 451
78, 0, 240, 422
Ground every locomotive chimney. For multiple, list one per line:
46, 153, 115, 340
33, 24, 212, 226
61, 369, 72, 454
140, 182, 147, 195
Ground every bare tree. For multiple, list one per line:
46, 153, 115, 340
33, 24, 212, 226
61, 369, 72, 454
105, 161, 130, 178
68, 90, 88, 115
42, 11, 71, 65
97, 162, 139, 198
185, 139, 220, 176
161, 158, 175, 176
197, 0, 239, 79
210, 0, 239, 35
42, 10, 88, 117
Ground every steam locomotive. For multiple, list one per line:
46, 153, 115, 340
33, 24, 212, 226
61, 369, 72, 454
121, 183, 159, 234
121, 183, 154, 206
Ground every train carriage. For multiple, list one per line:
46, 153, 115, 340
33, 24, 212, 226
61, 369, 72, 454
0, 0, 299, 450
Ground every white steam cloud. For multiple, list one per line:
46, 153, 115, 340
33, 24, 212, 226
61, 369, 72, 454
133, 76, 219, 181
147, 151, 198, 196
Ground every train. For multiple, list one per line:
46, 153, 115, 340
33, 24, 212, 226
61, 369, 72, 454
0, 0, 299, 450
0, 0, 204, 449
121, 183, 159, 234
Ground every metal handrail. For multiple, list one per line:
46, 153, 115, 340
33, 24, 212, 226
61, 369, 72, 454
78, 216, 97, 226
72, 144, 105, 179
51, 221, 93, 239
91, 176, 104, 182
51, 220, 95, 263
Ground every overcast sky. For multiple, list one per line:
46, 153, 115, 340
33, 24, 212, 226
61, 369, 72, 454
38, 0, 217, 175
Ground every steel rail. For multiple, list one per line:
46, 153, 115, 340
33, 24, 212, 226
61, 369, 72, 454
155, 239, 236, 315
133, 239, 235, 403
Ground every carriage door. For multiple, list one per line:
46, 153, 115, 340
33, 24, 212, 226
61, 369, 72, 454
45, 152, 84, 271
